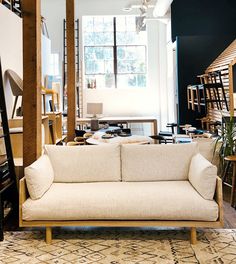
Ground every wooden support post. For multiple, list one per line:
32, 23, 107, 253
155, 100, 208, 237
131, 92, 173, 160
46, 227, 52, 244
190, 227, 197, 245
66, 0, 76, 141
22, 0, 42, 167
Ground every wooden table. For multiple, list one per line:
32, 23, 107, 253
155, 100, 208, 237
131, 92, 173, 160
86, 135, 152, 145
224, 155, 236, 208
77, 116, 158, 135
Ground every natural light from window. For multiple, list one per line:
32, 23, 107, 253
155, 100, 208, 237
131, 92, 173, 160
83, 16, 147, 89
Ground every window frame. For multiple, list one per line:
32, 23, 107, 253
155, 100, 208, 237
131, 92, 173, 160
84, 16, 147, 89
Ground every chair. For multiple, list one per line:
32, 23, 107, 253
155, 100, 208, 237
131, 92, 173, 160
42, 87, 60, 114
149, 134, 167, 144
187, 84, 205, 112
158, 123, 178, 143
5, 69, 23, 119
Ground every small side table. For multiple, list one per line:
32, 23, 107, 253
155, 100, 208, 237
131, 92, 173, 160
224, 155, 236, 208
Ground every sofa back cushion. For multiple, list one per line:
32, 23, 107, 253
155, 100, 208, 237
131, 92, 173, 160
121, 143, 198, 182
44, 144, 121, 182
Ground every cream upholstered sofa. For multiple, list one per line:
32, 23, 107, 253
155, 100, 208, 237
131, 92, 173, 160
19, 143, 223, 244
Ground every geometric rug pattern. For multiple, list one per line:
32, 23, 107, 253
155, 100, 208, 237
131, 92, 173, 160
0, 228, 236, 264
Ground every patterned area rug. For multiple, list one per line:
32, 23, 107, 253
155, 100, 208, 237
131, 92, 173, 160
0, 228, 236, 264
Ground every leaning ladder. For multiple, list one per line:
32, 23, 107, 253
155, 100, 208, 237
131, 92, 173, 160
63, 19, 83, 118
0, 59, 18, 241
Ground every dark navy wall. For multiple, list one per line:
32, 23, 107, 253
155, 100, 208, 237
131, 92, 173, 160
172, 0, 236, 41
171, 0, 236, 126
177, 36, 235, 126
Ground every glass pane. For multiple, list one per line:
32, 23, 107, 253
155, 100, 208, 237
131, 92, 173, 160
104, 48, 113, 60
117, 47, 126, 60
117, 74, 146, 88
85, 61, 96, 74
84, 32, 95, 46
104, 60, 114, 73
85, 47, 114, 75
94, 47, 104, 60
126, 16, 136, 31
83, 17, 94, 32
103, 17, 114, 32
93, 32, 113, 46
93, 17, 104, 32
116, 32, 126, 45
116, 16, 126, 32
117, 46, 146, 73
116, 16, 147, 45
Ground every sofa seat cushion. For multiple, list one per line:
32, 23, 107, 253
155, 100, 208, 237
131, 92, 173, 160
121, 143, 198, 182
44, 144, 121, 183
22, 181, 218, 221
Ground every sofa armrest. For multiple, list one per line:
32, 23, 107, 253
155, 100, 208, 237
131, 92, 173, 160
19, 177, 29, 226
188, 153, 217, 200
25, 154, 54, 200
215, 176, 224, 224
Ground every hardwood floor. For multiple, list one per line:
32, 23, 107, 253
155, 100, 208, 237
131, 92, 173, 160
223, 185, 236, 228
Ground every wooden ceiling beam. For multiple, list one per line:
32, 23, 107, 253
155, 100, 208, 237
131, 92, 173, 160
66, 0, 76, 141
22, 0, 42, 167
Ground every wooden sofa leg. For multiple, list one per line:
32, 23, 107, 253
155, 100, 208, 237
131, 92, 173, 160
46, 227, 52, 244
190, 227, 197, 245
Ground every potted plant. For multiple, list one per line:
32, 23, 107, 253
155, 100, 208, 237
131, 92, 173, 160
214, 116, 236, 179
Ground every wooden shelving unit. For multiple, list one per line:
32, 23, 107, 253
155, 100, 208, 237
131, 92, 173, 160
204, 39, 236, 121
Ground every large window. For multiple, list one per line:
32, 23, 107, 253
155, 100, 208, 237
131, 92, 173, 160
83, 16, 147, 89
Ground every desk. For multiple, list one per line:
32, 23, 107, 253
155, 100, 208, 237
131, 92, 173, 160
77, 116, 158, 135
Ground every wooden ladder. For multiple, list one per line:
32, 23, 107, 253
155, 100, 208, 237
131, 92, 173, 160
63, 19, 83, 117
0, 59, 18, 241
0, 0, 22, 17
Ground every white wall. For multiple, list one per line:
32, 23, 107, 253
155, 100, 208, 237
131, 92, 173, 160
0, 4, 22, 119
42, 0, 170, 132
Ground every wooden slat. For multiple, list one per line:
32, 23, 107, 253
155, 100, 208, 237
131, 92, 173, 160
229, 58, 236, 115
20, 220, 223, 228
205, 39, 236, 121
66, 0, 76, 142
22, 0, 42, 167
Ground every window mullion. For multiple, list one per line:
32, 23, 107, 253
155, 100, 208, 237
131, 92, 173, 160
113, 17, 117, 88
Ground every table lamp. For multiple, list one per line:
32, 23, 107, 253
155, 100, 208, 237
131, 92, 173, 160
87, 103, 103, 131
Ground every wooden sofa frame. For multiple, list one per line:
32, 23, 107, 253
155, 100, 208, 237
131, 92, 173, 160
19, 176, 224, 245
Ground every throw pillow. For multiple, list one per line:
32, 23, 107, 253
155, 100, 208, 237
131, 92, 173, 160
188, 153, 217, 200
25, 154, 54, 200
